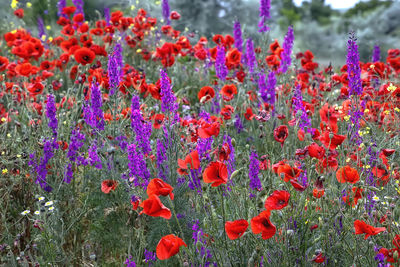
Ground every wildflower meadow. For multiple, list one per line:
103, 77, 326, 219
1, 0, 400, 266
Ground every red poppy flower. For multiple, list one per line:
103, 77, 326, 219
220, 84, 237, 101
216, 143, 231, 161
220, 105, 234, 120
342, 187, 363, 207
276, 163, 302, 182
273, 125, 289, 147
226, 48, 241, 68
313, 188, 324, 198
319, 131, 346, 150
203, 161, 228, 187
0, 56, 9, 72
139, 195, 171, 219
14, 9, 24, 19
244, 107, 255, 121
225, 219, 249, 240
156, 234, 187, 260
265, 190, 290, 211
177, 150, 200, 175
354, 220, 386, 239
198, 121, 220, 139
336, 166, 360, 184
146, 178, 174, 200
170, 11, 181, 20
251, 210, 276, 240
290, 179, 307, 191
74, 47, 96, 65
198, 86, 215, 102
153, 113, 165, 129
101, 180, 118, 194
62, 6, 76, 15
311, 253, 326, 263
308, 143, 325, 159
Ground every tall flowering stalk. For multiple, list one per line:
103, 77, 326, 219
346, 32, 362, 96
258, 0, 271, 33
156, 139, 169, 182
28, 139, 58, 192
364, 141, 379, 215
104, 7, 110, 26
72, 0, 84, 19
162, 0, 170, 25
160, 69, 178, 120
37, 17, 46, 43
245, 38, 257, 74
233, 21, 243, 52
57, 0, 67, 18
127, 143, 151, 188
46, 94, 58, 138
108, 42, 123, 95
372, 45, 380, 62
292, 85, 311, 132
215, 46, 228, 80
131, 96, 152, 155
249, 150, 262, 197
88, 140, 102, 169
280, 25, 294, 73
83, 82, 105, 131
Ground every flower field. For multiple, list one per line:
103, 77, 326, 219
1, 0, 400, 266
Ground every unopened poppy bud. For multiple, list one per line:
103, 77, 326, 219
394, 250, 399, 260
245, 144, 249, 149
381, 220, 388, 226
231, 138, 236, 147
230, 169, 241, 180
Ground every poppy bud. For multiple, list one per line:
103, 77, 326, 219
230, 169, 241, 180
231, 138, 236, 147
329, 132, 334, 139
394, 250, 399, 260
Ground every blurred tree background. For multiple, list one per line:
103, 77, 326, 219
1, 0, 398, 65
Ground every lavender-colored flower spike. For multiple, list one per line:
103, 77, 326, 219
346, 32, 362, 96
37, 17, 46, 43
46, 94, 58, 137
57, 0, 67, 18
108, 42, 123, 95
266, 71, 276, 108
72, 0, 84, 19
160, 69, 178, 115
245, 38, 257, 74
249, 150, 262, 198
280, 25, 294, 73
372, 45, 380, 62
104, 8, 110, 26
215, 46, 228, 80
258, 0, 271, 33
84, 82, 105, 130
162, 0, 170, 25
233, 21, 243, 52
131, 95, 152, 155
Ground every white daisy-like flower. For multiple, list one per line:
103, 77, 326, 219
372, 196, 380, 201
21, 210, 30, 216
38, 196, 45, 202
44, 201, 53, 207
48, 206, 55, 211
34, 210, 40, 215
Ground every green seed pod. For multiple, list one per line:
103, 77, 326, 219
329, 132, 334, 139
